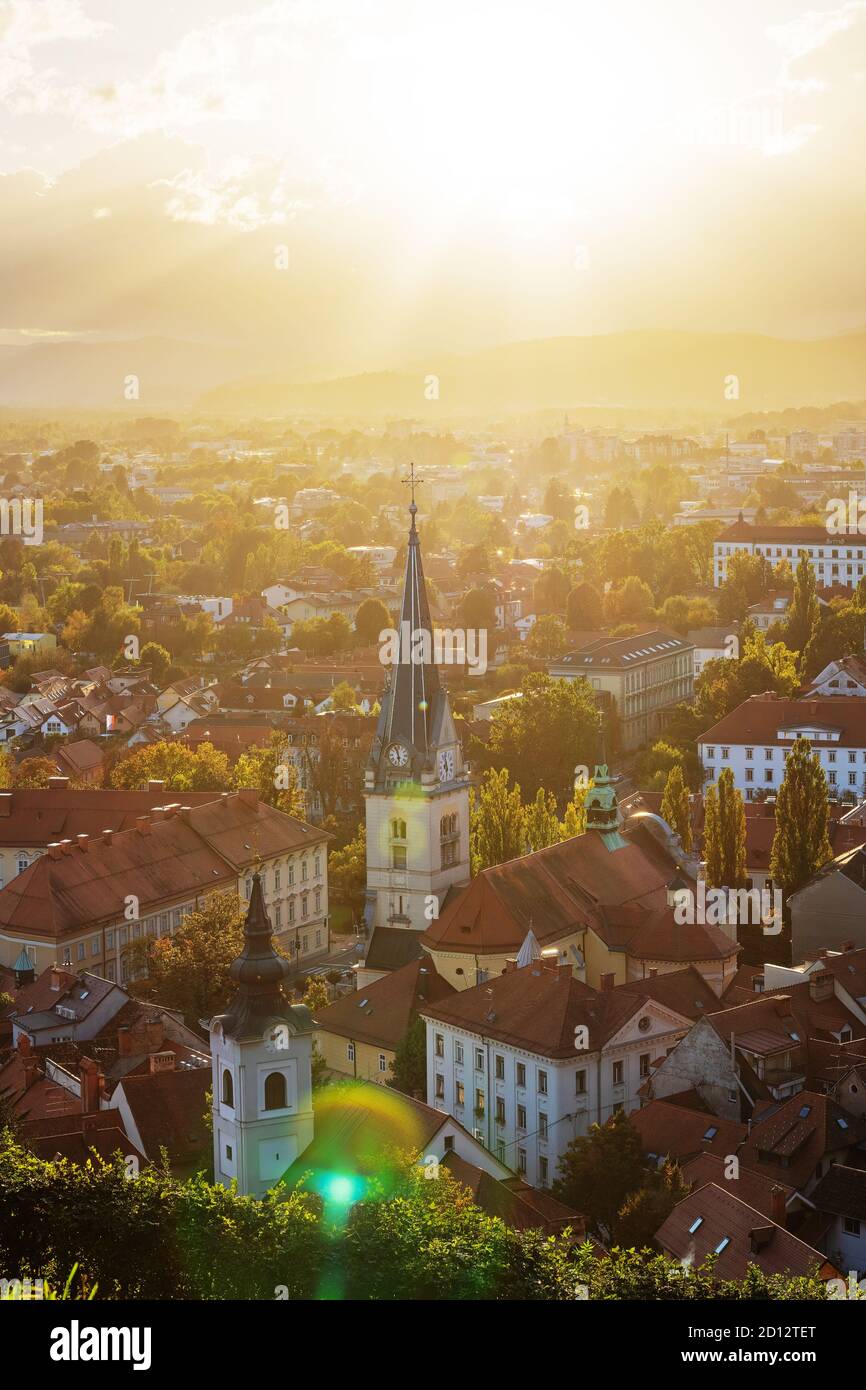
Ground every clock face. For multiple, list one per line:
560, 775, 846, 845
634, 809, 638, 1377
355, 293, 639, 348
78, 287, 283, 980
388, 743, 409, 767
438, 749, 455, 781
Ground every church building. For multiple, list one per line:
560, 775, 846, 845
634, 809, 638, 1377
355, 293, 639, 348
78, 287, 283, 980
363, 483, 471, 935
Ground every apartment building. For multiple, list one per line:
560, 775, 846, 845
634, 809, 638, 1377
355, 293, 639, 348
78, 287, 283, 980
713, 520, 866, 589
549, 628, 694, 750
0, 790, 330, 981
698, 694, 866, 802
421, 960, 692, 1188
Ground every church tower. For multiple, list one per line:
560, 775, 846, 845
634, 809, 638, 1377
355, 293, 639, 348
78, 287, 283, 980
210, 873, 314, 1198
364, 473, 471, 932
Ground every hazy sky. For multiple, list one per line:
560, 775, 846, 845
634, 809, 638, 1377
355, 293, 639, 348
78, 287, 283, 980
1, 0, 865, 373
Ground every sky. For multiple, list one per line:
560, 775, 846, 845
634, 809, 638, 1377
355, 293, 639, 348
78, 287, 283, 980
1, 0, 865, 376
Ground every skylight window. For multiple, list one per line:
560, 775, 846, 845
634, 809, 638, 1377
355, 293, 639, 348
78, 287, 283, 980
688, 1217, 703, 1234
837, 1117, 849, 1129
798, 1104, 811, 1118
714, 1237, 731, 1254
703, 1126, 718, 1140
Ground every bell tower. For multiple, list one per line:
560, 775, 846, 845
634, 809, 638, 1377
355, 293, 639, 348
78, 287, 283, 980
364, 468, 470, 933
210, 872, 314, 1198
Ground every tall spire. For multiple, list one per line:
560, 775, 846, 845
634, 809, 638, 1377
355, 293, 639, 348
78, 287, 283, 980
219, 872, 293, 1038
377, 469, 441, 764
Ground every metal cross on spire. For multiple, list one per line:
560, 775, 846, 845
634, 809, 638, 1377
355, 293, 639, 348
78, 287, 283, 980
402, 462, 423, 522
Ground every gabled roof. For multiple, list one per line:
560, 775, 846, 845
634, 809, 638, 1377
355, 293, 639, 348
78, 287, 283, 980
630, 1099, 747, 1164
362, 925, 426, 973
115, 1066, 211, 1163
810, 1164, 866, 1221
680, 1153, 794, 1221
314, 960, 455, 1051
741, 1091, 866, 1190
698, 694, 866, 748
655, 1182, 832, 1281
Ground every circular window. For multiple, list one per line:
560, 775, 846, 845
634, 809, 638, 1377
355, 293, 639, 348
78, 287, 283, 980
638, 1016, 651, 1032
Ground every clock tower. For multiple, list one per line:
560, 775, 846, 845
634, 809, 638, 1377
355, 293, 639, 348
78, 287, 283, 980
364, 472, 471, 933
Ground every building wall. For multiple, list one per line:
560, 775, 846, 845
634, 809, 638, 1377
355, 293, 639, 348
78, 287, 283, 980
790, 875, 866, 961
366, 780, 470, 932
315, 1030, 393, 1084
714, 537, 866, 589
645, 1017, 742, 1120
700, 738, 866, 801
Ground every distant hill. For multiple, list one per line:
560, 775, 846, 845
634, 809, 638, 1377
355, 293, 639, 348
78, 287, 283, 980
196, 331, 866, 417
3, 329, 866, 416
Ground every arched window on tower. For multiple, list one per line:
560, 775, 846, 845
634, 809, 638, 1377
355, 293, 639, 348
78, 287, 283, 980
221, 1069, 234, 1108
264, 1071, 287, 1111
391, 818, 407, 841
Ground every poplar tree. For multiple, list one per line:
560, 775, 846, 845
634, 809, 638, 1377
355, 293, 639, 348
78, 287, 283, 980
470, 769, 526, 874
660, 763, 692, 852
770, 736, 833, 900
785, 552, 820, 667
703, 770, 746, 888
524, 787, 561, 852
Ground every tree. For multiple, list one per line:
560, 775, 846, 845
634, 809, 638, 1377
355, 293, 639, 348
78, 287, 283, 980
660, 764, 693, 852
329, 681, 360, 714
560, 779, 593, 838
554, 1111, 649, 1234
532, 566, 570, 614
470, 769, 526, 873
388, 1014, 427, 1097
785, 552, 821, 665
770, 736, 832, 901
302, 977, 330, 1012
354, 596, 392, 646
483, 672, 600, 808
458, 587, 497, 635
523, 788, 561, 853
126, 891, 253, 1025
13, 757, 59, 789
526, 614, 567, 659
703, 768, 746, 889
231, 733, 305, 816
612, 1160, 690, 1249
139, 642, 172, 683
566, 581, 603, 631
328, 823, 366, 920
111, 741, 231, 792
603, 576, 653, 626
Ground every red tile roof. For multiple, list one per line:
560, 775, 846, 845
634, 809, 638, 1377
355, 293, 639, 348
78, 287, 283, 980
655, 1182, 834, 1281
314, 960, 455, 1051
115, 1066, 211, 1165
740, 1091, 866, 1190
630, 1099, 747, 1163
698, 694, 866, 748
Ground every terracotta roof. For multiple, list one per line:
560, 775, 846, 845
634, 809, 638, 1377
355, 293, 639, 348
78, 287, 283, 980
810, 1164, 866, 1221
421, 830, 672, 956
115, 1066, 211, 1164
441, 1151, 586, 1237
19, 1110, 146, 1167
54, 739, 105, 776
313, 960, 455, 1051
614, 967, 722, 1020
421, 963, 665, 1058
625, 906, 739, 963
698, 694, 866, 748
655, 1182, 833, 1281
0, 787, 216, 847
553, 627, 692, 669
740, 1091, 866, 1191
680, 1152, 795, 1220
716, 521, 832, 543
363, 926, 426, 973
630, 1099, 747, 1164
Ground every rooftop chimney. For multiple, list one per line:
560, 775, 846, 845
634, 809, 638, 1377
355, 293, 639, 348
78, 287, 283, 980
59, 838, 73, 855
148, 1051, 176, 1074
809, 971, 834, 1002
147, 780, 165, 792
48, 776, 69, 790
79, 1056, 104, 1115
770, 1185, 787, 1227
47, 842, 62, 860
76, 834, 89, 852
136, 815, 151, 835
0, 792, 12, 817
600, 972, 615, 993
101, 828, 113, 846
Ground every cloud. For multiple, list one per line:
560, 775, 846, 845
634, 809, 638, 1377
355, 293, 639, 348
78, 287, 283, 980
0, 0, 109, 101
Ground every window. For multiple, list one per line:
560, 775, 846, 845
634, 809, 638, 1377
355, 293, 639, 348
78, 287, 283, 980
475, 1049, 484, 1072
745, 768, 754, 782
475, 1088, 485, 1116
844, 1217, 861, 1237
315, 889, 321, 913
721, 747, 729, 760
745, 747, 753, 760
434, 1033, 445, 1058
221, 1070, 234, 1106
378, 1053, 387, 1073
391, 845, 407, 869
538, 1069, 548, 1095
288, 899, 295, 924
639, 1053, 650, 1077
301, 896, 309, 920
764, 748, 773, 760
275, 904, 282, 928
435, 1073, 445, 1098
390, 818, 407, 840
539, 1157, 548, 1186
516, 1062, 526, 1087
765, 769, 774, 783
301, 859, 308, 882
688, 1217, 703, 1234
517, 1148, 527, 1175
575, 1069, 586, 1094
517, 1104, 527, 1129
264, 1072, 287, 1110
706, 746, 715, 759
347, 1042, 355, 1062
612, 1060, 624, 1086
301, 934, 308, 953
494, 1054, 505, 1080
456, 1081, 465, 1106
77, 942, 85, 960
455, 1041, 464, 1065
495, 1097, 506, 1125
225, 1144, 233, 1163
538, 1111, 548, 1139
